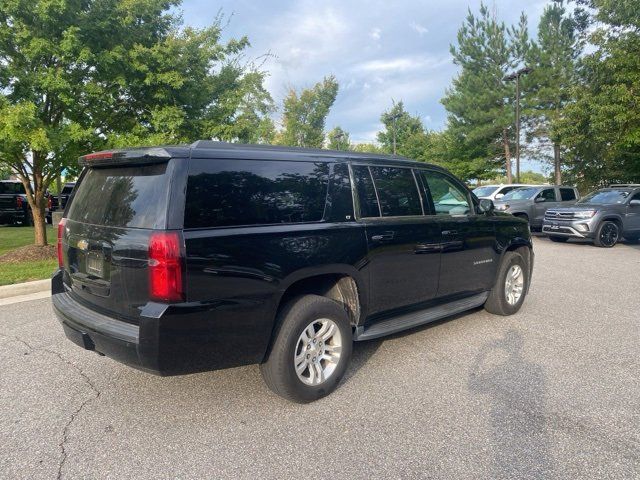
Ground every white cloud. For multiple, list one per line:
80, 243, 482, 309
370, 27, 381, 40
410, 22, 429, 36
355, 55, 449, 73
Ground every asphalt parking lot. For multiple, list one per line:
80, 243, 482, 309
1, 236, 639, 479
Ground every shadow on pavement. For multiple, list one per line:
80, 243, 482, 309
468, 329, 553, 478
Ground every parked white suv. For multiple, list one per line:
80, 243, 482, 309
472, 184, 539, 202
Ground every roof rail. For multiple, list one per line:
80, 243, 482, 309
608, 183, 640, 188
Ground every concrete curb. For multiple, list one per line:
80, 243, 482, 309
0, 279, 50, 299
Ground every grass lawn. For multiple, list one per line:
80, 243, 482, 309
0, 225, 58, 286
0, 225, 55, 256
0, 259, 57, 286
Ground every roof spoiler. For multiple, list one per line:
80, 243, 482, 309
79, 148, 172, 167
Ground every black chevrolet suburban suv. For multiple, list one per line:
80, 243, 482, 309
52, 141, 534, 402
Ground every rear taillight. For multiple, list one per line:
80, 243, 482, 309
148, 232, 184, 302
16, 196, 23, 208
57, 218, 67, 268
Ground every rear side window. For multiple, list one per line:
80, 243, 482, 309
0, 182, 25, 194
61, 185, 74, 194
184, 159, 329, 228
67, 163, 171, 229
369, 166, 422, 217
352, 166, 380, 218
560, 188, 576, 201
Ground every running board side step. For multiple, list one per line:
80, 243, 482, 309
353, 292, 489, 341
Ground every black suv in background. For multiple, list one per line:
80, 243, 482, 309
0, 180, 31, 225
52, 142, 534, 402
543, 185, 640, 247
46, 182, 75, 224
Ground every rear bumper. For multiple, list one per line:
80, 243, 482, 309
0, 209, 26, 221
51, 269, 268, 375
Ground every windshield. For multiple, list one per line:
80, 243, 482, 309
472, 186, 498, 197
0, 182, 26, 195
578, 189, 630, 205
502, 187, 538, 200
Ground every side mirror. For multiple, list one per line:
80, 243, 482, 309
630, 199, 640, 207
479, 198, 494, 213
534, 197, 545, 203
495, 193, 504, 199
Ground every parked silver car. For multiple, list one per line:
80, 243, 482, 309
493, 185, 580, 230
472, 183, 538, 202
543, 185, 640, 247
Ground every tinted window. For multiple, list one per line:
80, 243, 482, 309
420, 171, 471, 215
0, 182, 26, 194
560, 188, 576, 201
369, 166, 422, 217
499, 186, 520, 195
537, 188, 556, 202
67, 163, 171, 229
352, 166, 380, 218
61, 185, 75, 194
184, 159, 329, 228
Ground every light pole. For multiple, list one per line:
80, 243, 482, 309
504, 66, 532, 183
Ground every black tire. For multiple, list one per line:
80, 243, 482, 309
594, 221, 619, 248
23, 210, 34, 226
549, 236, 569, 243
484, 251, 529, 316
260, 294, 353, 403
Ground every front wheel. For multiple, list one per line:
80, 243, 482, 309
260, 295, 353, 403
484, 251, 529, 316
594, 221, 619, 248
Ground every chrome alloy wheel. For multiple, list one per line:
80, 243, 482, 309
294, 318, 342, 386
504, 264, 524, 306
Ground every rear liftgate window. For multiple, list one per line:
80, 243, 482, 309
184, 159, 330, 228
66, 163, 171, 229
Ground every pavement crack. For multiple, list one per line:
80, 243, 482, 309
0, 333, 36, 352
40, 348, 101, 480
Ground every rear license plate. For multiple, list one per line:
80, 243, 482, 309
86, 253, 104, 278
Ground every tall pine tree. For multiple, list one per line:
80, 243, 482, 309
442, 3, 529, 182
526, 0, 581, 184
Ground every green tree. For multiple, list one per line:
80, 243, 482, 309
442, 3, 529, 183
526, 0, 581, 185
376, 101, 424, 156
326, 126, 351, 150
0, 2, 272, 245
352, 143, 384, 154
558, 0, 640, 189
277, 76, 339, 148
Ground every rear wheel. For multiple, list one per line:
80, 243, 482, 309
594, 221, 619, 248
260, 295, 352, 403
484, 251, 529, 316
549, 236, 568, 243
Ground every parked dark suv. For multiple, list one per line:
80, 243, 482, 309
52, 142, 534, 402
0, 180, 31, 225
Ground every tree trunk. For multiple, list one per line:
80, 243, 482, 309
32, 205, 48, 246
553, 143, 562, 185
503, 128, 513, 184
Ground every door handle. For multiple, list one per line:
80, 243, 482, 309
371, 231, 395, 242
442, 230, 458, 236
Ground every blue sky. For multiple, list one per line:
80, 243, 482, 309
181, 0, 549, 171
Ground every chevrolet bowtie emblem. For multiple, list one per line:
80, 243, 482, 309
77, 239, 89, 251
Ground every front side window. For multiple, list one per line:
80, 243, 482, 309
184, 159, 329, 228
537, 188, 556, 202
368, 166, 422, 217
421, 171, 471, 216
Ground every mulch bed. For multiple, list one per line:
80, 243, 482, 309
0, 245, 57, 263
